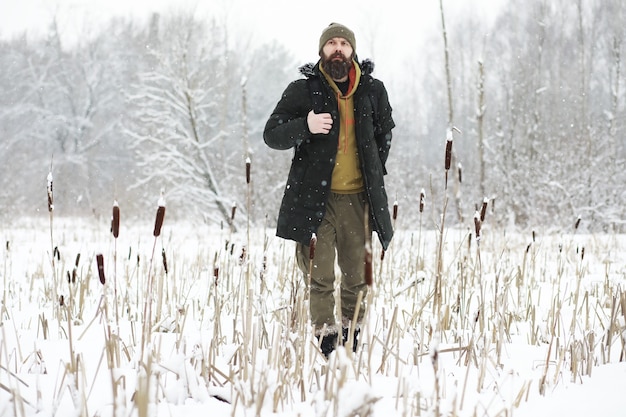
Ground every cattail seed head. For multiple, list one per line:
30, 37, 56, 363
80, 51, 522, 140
96, 253, 105, 285
574, 216, 581, 230
212, 251, 219, 284
392, 201, 398, 221
457, 162, 463, 183
444, 130, 453, 171
474, 212, 481, 241
480, 198, 488, 222
153, 197, 166, 237
59, 295, 64, 307
112, 201, 120, 238
245, 157, 251, 184
309, 234, 317, 260
231, 203, 237, 222
419, 189, 425, 213
47, 172, 54, 212
381, 248, 385, 261
161, 248, 168, 274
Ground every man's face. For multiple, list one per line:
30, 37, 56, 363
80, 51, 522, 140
321, 37, 353, 81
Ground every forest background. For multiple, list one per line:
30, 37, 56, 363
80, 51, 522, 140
1, 0, 624, 234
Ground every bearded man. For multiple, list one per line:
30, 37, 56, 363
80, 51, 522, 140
263, 22, 395, 357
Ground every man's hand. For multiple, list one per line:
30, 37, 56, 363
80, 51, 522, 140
307, 110, 333, 134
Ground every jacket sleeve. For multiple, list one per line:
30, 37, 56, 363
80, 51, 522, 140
373, 80, 395, 173
263, 80, 312, 150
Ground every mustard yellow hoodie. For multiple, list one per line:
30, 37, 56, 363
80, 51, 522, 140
320, 62, 364, 194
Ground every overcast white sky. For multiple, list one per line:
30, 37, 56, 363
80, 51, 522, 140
0, 0, 503, 64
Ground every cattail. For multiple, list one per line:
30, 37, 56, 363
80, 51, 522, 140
213, 266, 219, 284
381, 249, 385, 261
457, 162, 463, 183
392, 201, 398, 222
112, 201, 120, 238
212, 251, 219, 284
364, 243, 373, 286
47, 172, 54, 212
231, 203, 237, 222
419, 189, 425, 213
445, 130, 453, 171
239, 246, 247, 264
59, 295, 64, 307
153, 196, 166, 237
430, 344, 439, 366
161, 248, 168, 274
309, 234, 317, 260
480, 197, 488, 222
580, 246, 585, 260
72, 253, 79, 283
96, 254, 105, 285
68, 252, 80, 284
532, 230, 536, 242
245, 157, 251, 184
574, 216, 581, 230
261, 255, 267, 277
474, 212, 481, 241
66, 271, 71, 284
54, 246, 60, 261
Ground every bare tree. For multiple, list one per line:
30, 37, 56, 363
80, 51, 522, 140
125, 14, 236, 225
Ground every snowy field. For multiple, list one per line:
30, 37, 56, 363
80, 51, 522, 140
1, 215, 625, 417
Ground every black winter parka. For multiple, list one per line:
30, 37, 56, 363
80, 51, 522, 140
263, 59, 395, 250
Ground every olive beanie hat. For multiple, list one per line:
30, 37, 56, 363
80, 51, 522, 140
318, 22, 356, 54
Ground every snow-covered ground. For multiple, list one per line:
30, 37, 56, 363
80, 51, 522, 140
1, 216, 625, 416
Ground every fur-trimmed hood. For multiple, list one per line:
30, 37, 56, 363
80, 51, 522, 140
298, 58, 375, 78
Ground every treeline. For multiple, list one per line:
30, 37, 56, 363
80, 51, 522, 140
390, 0, 626, 233
1, 0, 625, 233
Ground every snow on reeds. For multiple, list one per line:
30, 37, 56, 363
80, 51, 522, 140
0, 212, 625, 416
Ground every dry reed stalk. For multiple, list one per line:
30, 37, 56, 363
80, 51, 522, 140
141, 196, 166, 367
307, 234, 316, 302
377, 306, 399, 374
46, 170, 61, 321
416, 188, 426, 274
155, 248, 167, 325
1, 324, 32, 416
430, 339, 440, 417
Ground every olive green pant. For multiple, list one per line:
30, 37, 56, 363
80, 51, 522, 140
296, 192, 369, 332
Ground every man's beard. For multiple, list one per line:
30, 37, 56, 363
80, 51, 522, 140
322, 52, 352, 80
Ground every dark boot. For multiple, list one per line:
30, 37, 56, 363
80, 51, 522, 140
342, 327, 360, 353
317, 332, 339, 358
